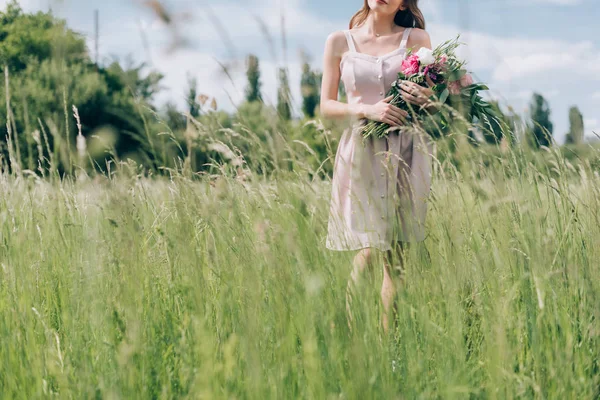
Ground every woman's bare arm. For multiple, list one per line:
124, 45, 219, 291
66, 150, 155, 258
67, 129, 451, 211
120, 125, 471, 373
319, 31, 366, 120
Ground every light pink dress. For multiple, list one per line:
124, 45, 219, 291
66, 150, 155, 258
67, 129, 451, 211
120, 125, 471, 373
325, 27, 435, 252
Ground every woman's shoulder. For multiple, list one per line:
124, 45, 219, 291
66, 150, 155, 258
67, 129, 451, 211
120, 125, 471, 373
407, 27, 430, 42
324, 30, 350, 54
325, 30, 349, 44
406, 27, 431, 49
410, 28, 430, 40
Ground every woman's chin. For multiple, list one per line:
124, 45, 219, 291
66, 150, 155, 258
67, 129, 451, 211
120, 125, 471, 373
370, 3, 397, 15
369, 0, 389, 9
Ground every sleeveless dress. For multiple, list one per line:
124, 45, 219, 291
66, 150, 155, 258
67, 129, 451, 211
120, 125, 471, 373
325, 27, 435, 252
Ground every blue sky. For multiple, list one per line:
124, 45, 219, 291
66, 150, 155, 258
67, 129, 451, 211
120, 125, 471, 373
3, 0, 599, 143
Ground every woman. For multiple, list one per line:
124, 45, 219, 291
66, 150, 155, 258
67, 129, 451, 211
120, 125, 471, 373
319, 0, 437, 335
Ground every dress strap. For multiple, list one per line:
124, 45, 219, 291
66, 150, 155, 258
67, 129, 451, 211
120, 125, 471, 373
399, 27, 412, 49
344, 30, 357, 53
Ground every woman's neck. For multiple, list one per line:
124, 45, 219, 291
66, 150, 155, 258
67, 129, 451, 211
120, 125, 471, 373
363, 14, 396, 36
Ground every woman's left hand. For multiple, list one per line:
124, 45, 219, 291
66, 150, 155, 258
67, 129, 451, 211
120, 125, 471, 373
399, 75, 436, 110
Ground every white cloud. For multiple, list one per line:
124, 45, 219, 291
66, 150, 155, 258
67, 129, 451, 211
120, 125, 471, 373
492, 46, 599, 82
151, 48, 306, 118
137, 0, 338, 116
426, 23, 600, 83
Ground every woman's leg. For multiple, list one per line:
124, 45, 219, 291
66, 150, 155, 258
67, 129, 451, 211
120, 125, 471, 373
346, 247, 377, 330
382, 241, 408, 335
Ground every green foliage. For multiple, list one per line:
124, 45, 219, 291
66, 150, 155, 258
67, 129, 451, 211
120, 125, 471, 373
475, 100, 519, 145
276, 67, 292, 121
565, 106, 584, 145
185, 74, 201, 118
0, 3, 165, 174
527, 92, 554, 148
245, 54, 262, 103
163, 101, 187, 132
0, 1, 86, 73
230, 101, 287, 173
290, 118, 340, 179
300, 62, 321, 118
171, 109, 234, 174
103, 58, 163, 102
233, 101, 276, 137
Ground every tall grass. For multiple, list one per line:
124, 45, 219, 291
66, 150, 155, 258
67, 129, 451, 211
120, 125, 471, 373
0, 104, 599, 398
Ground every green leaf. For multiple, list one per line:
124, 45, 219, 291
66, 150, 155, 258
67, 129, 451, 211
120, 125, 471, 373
447, 69, 467, 82
439, 88, 449, 104
434, 83, 447, 94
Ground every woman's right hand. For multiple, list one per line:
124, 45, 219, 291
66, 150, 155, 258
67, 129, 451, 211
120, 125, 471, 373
362, 95, 408, 126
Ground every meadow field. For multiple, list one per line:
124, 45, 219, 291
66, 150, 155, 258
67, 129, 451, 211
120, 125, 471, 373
1, 136, 599, 399
1, 3, 600, 398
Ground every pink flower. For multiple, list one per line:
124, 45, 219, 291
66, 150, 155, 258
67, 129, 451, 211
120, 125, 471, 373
460, 73, 473, 88
448, 81, 462, 95
448, 73, 473, 96
401, 55, 420, 76
439, 54, 448, 64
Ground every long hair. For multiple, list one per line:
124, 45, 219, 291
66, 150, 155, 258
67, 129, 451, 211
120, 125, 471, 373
349, 0, 425, 30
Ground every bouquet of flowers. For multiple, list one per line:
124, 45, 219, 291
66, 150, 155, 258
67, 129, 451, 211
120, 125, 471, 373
360, 35, 498, 143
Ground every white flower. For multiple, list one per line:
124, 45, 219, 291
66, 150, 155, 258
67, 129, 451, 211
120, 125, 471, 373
415, 47, 435, 66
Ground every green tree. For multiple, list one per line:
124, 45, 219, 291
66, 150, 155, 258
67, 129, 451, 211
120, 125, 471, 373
300, 62, 321, 118
185, 73, 201, 118
245, 54, 262, 103
565, 106, 584, 145
527, 92, 553, 148
232, 101, 284, 173
276, 67, 292, 121
103, 55, 162, 102
0, 0, 86, 73
0, 3, 165, 174
163, 101, 187, 132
